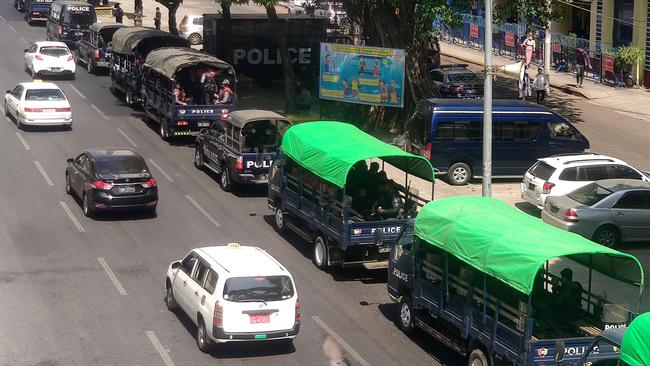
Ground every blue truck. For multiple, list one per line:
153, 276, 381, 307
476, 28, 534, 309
24, 0, 53, 24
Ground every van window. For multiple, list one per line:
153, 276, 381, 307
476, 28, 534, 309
558, 167, 579, 181
193, 17, 203, 25
548, 121, 578, 140
181, 254, 197, 276
435, 121, 481, 141
223, 276, 295, 302
193, 261, 209, 285
204, 270, 218, 294
580, 166, 610, 181
497, 121, 539, 141
63, 9, 95, 27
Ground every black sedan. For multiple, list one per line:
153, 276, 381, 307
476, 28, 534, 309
65, 149, 158, 217
430, 64, 484, 98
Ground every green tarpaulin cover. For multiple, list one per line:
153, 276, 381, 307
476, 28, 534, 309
111, 27, 189, 55
144, 47, 233, 80
414, 196, 644, 295
621, 312, 650, 366
280, 121, 434, 188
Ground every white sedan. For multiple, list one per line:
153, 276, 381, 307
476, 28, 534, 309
24, 41, 76, 79
4, 82, 72, 129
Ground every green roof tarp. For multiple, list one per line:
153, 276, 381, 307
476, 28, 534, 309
111, 27, 190, 55
414, 196, 644, 295
620, 312, 650, 366
144, 47, 234, 80
280, 121, 434, 188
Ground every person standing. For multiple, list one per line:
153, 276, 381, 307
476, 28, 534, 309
154, 7, 162, 30
532, 68, 549, 104
518, 65, 531, 100
575, 48, 591, 88
521, 32, 536, 66
113, 3, 124, 23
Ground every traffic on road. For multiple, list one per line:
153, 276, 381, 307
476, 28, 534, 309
0, 1, 649, 365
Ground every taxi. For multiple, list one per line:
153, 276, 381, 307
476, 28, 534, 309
4, 81, 72, 129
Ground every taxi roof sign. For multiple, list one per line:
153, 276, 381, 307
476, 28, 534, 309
33, 79, 43, 83
227, 242, 241, 249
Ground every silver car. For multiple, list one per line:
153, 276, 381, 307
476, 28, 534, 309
542, 179, 650, 247
179, 15, 203, 45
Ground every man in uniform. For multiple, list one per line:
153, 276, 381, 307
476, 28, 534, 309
113, 3, 124, 23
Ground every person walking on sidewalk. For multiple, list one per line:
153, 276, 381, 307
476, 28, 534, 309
575, 48, 591, 88
532, 67, 550, 104
521, 32, 536, 66
113, 3, 124, 23
518, 65, 531, 100
154, 7, 162, 30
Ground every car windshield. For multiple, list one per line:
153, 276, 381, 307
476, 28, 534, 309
39, 47, 69, 56
448, 73, 480, 83
25, 89, 66, 101
63, 12, 95, 26
95, 157, 148, 175
568, 183, 614, 206
223, 276, 294, 302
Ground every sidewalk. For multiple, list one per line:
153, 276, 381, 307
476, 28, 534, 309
441, 42, 650, 122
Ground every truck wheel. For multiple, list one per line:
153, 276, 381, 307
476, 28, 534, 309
274, 207, 287, 233
467, 348, 490, 366
125, 89, 135, 106
87, 59, 94, 74
447, 162, 472, 186
398, 295, 417, 336
193, 147, 204, 169
188, 33, 202, 45
312, 236, 329, 269
159, 118, 169, 140
219, 167, 232, 192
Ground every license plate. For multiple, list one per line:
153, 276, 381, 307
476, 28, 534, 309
528, 183, 535, 191
249, 314, 270, 324
51, 68, 60, 71
197, 122, 210, 127
43, 108, 55, 113
118, 186, 136, 193
378, 246, 391, 253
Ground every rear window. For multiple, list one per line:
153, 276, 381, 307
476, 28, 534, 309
39, 47, 69, 56
25, 89, 65, 101
447, 73, 480, 83
529, 161, 556, 180
223, 276, 294, 302
95, 157, 148, 175
567, 183, 613, 206
63, 11, 95, 26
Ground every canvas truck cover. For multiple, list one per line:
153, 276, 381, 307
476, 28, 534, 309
280, 121, 434, 188
111, 27, 190, 55
620, 312, 650, 366
144, 47, 234, 80
414, 196, 644, 295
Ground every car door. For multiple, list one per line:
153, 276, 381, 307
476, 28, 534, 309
6, 85, 23, 116
77, 155, 94, 195
173, 253, 198, 314
203, 123, 222, 168
610, 191, 650, 241
186, 259, 211, 324
69, 154, 86, 196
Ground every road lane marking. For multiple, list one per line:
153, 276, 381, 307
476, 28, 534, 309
97, 257, 127, 296
8, 25, 17, 33
59, 201, 85, 232
70, 84, 87, 99
20, 37, 28, 44
116, 128, 138, 147
185, 194, 220, 228
145, 331, 175, 366
0, 15, 6, 22
312, 315, 371, 366
16, 132, 31, 150
34, 161, 53, 186
90, 104, 109, 120
148, 158, 174, 182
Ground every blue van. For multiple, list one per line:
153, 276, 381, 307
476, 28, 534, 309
404, 99, 590, 185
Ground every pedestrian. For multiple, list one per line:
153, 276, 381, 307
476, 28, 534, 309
322, 335, 351, 366
521, 31, 536, 67
532, 67, 549, 104
575, 47, 591, 88
113, 3, 124, 24
154, 7, 162, 30
518, 65, 531, 100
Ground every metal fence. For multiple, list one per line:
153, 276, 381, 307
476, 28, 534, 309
437, 14, 629, 87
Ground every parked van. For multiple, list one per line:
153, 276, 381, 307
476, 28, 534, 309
46, 1, 96, 47
403, 99, 590, 185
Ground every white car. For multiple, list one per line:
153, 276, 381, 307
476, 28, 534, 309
4, 81, 72, 129
165, 243, 300, 352
521, 153, 649, 208
24, 41, 76, 79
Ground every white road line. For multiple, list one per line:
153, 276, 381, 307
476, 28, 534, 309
116, 128, 138, 147
97, 257, 127, 296
0, 15, 6, 22
20, 37, 28, 44
145, 331, 175, 366
312, 315, 371, 366
8, 25, 16, 33
59, 201, 85, 233
69, 84, 87, 99
34, 161, 53, 186
90, 104, 109, 120
185, 194, 221, 228
16, 132, 31, 150
147, 158, 174, 182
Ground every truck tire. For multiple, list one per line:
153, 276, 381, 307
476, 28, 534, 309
87, 59, 95, 74
219, 166, 232, 192
159, 118, 170, 140
398, 295, 417, 336
125, 89, 136, 106
447, 162, 472, 186
194, 146, 204, 170
312, 236, 329, 269
467, 348, 490, 366
274, 207, 287, 233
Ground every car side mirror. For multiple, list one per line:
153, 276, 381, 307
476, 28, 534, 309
67, 158, 74, 164
555, 340, 566, 362
23, 48, 28, 53
171, 261, 181, 270
5, 90, 11, 95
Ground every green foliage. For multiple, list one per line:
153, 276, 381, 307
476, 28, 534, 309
495, 0, 564, 27
608, 45, 644, 74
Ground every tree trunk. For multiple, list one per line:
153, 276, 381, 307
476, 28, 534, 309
168, 3, 180, 35
134, 0, 143, 26
265, 6, 296, 113
221, 3, 234, 64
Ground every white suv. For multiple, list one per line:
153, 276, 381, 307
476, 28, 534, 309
521, 153, 649, 208
165, 243, 300, 352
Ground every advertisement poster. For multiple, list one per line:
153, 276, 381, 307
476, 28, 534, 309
319, 43, 405, 108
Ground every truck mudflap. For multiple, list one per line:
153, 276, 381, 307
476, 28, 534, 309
529, 337, 619, 365
343, 219, 413, 251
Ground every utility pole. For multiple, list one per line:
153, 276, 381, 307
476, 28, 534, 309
544, 0, 552, 76
482, 0, 493, 197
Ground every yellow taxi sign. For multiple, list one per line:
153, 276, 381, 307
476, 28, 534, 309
33, 79, 43, 83
227, 242, 241, 249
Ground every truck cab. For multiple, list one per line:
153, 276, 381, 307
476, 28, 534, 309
75, 22, 126, 74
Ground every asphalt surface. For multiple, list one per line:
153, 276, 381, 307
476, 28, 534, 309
0, 6, 647, 366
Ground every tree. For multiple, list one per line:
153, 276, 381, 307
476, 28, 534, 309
212, 0, 249, 64
155, 0, 182, 34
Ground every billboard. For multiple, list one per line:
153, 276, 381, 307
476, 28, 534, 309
319, 43, 405, 108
